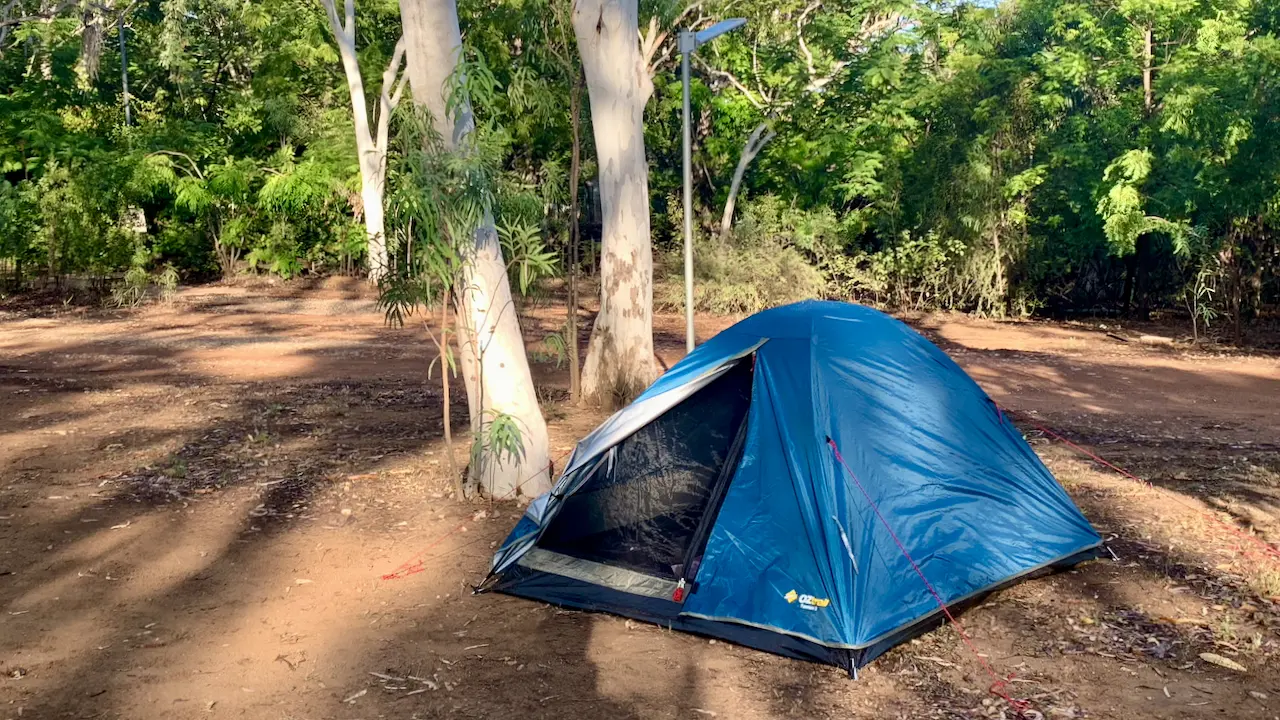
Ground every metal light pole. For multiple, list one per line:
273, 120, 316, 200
679, 18, 747, 354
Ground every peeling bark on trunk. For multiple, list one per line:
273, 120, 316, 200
720, 122, 775, 238
574, 0, 658, 406
401, 0, 551, 498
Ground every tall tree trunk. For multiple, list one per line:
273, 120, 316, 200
574, 0, 657, 406
567, 69, 584, 404
360, 171, 387, 278
1142, 23, 1154, 115
437, 304, 461, 499
991, 221, 1005, 316
1122, 250, 1137, 315
118, 10, 131, 125
322, 0, 404, 281
400, 0, 551, 498
720, 122, 775, 238
1134, 233, 1152, 319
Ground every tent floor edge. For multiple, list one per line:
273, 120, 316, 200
850, 543, 1106, 670
493, 565, 852, 671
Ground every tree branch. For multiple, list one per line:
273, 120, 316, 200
639, 15, 661, 69
375, 35, 407, 152
750, 36, 771, 104
149, 150, 203, 180
391, 64, 409, 106
720, 121, 776, 237
797, 0, 822, 78
320, 0, 345, 42
0, 0, 78, 28
795, 0, 849, 91
640, 1, 706, 77
692, 54, 763, 110
849, 11, 901, 54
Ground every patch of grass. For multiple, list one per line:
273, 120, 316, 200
245, 430, 273, 445
165, 457, 188, 479
1250, 569, 1280, 599
1211, 613, 1238, 643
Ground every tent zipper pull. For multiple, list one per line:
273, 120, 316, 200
672, 578, 687, 603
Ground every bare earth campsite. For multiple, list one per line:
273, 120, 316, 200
0, 280, 1276, 720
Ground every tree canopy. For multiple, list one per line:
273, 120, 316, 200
1, 0, 1277, 339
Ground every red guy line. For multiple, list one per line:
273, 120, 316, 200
826, 437, 1032, 718
1002, 407, 1280, 566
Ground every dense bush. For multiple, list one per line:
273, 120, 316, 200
1, 0, 1277, 339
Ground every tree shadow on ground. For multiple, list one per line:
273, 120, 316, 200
0, 332, 468, 717
9, 293, 1280, 719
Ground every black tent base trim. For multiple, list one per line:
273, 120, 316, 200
847, 544, 1104, 670
488, 564, 856, 672
485, 544, 1104, 677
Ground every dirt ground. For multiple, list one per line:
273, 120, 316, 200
2, 279, 1279, 720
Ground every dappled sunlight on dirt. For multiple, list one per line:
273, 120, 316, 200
3, 283, 1280, 719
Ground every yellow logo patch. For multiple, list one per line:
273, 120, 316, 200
784, 589, 829, 610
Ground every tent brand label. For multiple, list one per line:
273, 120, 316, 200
785, 589, 829, 611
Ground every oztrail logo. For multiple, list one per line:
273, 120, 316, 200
784, 589, 829, 611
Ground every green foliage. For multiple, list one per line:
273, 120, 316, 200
826, 233, 975, 311
111, 265, 152, 307
658, 196, 832, 313
532, 330, 569, 369
110, 244, 181, 307
470, 410, 527, 474
1, 0, 377, 283
497, 218, 558, 295
1, 0, 1277, 334
660, 235, 828, 314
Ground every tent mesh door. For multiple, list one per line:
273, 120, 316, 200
537, 360, 754, 578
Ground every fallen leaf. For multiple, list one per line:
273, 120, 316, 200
1199, 652, 1247, 672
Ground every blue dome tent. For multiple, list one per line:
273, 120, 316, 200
479, 301, 1101, 673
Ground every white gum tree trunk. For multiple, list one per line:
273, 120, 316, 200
322, 0, 406, 281
400, 0, 551, 498
573, 0, 659, 406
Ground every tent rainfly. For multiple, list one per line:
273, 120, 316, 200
479, 300, 1101, 673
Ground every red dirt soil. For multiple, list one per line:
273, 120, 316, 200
2, 279, 1279, 720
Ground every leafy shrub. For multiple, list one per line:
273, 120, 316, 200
669, 194, 1023, 315
657, 195, 839, 314
34, 163, 135, 277
111, 242, 182, 307
246, 221, 304, 279
826, 232, 969, 310
111, 265, 151, 307
657, 234, 827, 314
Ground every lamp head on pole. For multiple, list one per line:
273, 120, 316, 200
679, 17, 747, 54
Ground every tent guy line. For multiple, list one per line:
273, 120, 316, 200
826, 435, 1033, 716
1001, 406, 1280, 566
